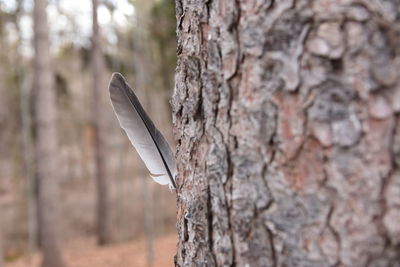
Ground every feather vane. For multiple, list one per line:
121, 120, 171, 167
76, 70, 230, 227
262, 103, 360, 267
108, 73, 176, 189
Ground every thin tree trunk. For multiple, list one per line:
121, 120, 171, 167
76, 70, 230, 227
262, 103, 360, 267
91, 0, 113, 245
21, 74, 37, 256
173, 1, 400, 266
141, 176, 155, 266
0, 231, 3, 267
16, 1, 37, 255
133, 3, 156, 262
33, 0, 65, 267
0, 6, 5, 267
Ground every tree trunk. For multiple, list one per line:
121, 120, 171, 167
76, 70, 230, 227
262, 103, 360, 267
142, 176, 155, 266
132, 1, 156, 263
0, 232, 3, 267
21, 73, 38, 256
92, 0, 113, 245
19, 13, 37, 258
33, 0, 65, 267
0, 7, 4, 267
173, 1, 400, 266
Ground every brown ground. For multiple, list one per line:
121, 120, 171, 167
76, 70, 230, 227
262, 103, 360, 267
6, 234, 177, 267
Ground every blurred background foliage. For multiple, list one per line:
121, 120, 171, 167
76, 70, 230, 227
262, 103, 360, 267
0, 0, 177, 264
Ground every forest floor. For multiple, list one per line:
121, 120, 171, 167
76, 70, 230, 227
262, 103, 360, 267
5, 234, 177, 267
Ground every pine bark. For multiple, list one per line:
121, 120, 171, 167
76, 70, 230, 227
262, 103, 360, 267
173, 1, 400, 266
33, 0, 65, 266
91, 0, 113, 245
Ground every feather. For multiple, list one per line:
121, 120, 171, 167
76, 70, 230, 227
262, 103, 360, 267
108, 73, 177, 189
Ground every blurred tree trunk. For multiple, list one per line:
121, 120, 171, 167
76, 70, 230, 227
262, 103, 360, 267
0, 7, 4, 267
0, 232, 3, 267
91, 0, 113, 245
141, 176, 155, 265
133, 1, 155, 264
150, 0, 176, 94
33, 0, 65, 267
21, 74, 37, 255
16, 3, 37, 254
173, 1, 400, 266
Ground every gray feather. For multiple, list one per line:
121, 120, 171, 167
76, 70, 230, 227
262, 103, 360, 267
108, 73, 176, 189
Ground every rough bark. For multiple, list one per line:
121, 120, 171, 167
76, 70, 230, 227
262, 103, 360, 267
92, 0, 113, 245
33, 0, 65, 266
173, 1, 400, 266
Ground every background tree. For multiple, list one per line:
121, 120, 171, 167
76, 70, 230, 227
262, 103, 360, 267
0, 232, 3, 267
173, 1, 400, 266
91, 0, 113, 245
33, 0, 65, 266
129, 0, 175, 263
0, 5, 4, 265
15, 0, 38, 254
